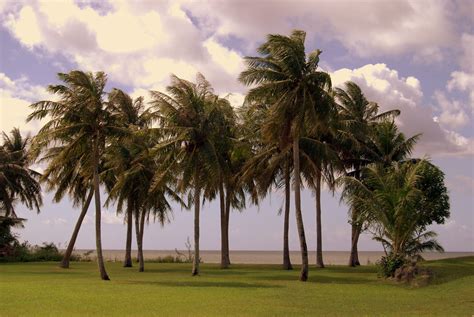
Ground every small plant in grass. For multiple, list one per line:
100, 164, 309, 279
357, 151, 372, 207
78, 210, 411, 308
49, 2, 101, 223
377, 253, 406, 278
174, 237, 201, 264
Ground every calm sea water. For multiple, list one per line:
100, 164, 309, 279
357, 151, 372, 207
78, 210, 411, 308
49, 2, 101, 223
71, 250, 473, 265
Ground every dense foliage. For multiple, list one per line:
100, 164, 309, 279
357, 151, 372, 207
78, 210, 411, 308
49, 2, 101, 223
0, 30, 450, 282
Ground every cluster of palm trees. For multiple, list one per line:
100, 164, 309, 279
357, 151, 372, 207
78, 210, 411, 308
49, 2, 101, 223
1, 30, 448, 282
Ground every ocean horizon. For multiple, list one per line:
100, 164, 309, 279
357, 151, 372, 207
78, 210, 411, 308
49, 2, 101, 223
69, 250, 474, 265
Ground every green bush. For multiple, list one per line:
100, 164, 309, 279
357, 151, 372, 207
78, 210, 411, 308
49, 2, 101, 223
138, 255, 186, 263
377, 253, 406, 278
0, 241, 63, 262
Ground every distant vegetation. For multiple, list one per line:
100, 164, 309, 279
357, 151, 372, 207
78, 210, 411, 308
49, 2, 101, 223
0, 30, 449, 282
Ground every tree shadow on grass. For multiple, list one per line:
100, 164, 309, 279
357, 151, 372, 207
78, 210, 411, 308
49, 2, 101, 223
422, 256, 474, 286
249, 272, 377, 285
122, 280, 283, 289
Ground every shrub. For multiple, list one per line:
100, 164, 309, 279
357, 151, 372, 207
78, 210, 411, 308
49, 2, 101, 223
377, 253, 406, 278
146, 255, 185, 263
1, 241, 63, 262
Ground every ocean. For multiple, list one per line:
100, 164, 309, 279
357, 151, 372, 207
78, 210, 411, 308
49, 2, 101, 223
71, 250, 473, 265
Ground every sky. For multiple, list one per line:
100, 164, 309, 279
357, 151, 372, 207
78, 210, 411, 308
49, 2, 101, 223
0, 0, 473, 253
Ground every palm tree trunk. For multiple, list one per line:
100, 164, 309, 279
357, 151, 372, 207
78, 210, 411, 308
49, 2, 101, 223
123, 200, 133, 268
138, 211, 146, 272
348, 216, 361, 267
225, 194, 231, 266
192, 169, 200, 276
283, 158, 292, 270
134, 211, 140, 263
293, 138, 308, 281
93, 138, 109, 281
60, 188, 94, 268
316, 169, 325, 268
349, 167, 362, 267
219, 181, 229, 269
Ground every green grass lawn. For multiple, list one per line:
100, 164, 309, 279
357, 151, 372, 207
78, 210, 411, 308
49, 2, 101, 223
1, 257, 473, 316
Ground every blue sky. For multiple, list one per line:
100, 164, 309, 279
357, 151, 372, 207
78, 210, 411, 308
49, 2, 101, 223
0, 0, 472, 252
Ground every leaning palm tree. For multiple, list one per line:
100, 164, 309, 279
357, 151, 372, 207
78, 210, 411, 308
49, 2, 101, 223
149, 73, 223, 276
0, 128, 42, 218
334, 81, 400, 266
28, 70, 125, 280
240, 30, 332, 281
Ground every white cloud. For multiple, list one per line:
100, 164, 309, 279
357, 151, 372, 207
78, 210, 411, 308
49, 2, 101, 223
2, 0, 245, 97
102, 210, 123, 225
331, 64, 473, 157
5, 5, 42, 47
184, 0, 456, 62
204, 37, 243, 76
434, 91, 470, 129
0, 73, 53, 134
42, 217, 67, 225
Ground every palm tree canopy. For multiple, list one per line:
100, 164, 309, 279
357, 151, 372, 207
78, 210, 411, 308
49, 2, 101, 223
341, 160, 445, 257
0, 128, 42, 217
27, 71, 127, 205
149, 73, 224, 197
239, 30, 333, 148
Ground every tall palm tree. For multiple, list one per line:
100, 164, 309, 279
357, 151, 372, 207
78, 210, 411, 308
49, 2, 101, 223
334, 81, 400, 266
28, 70, 125, 280
239, 101, 294, 270
149, 73, 223, 276
240, 30, 332, 281
106, 88, 152, 268
0, 128, 42, 218
300, 127, 340, 268
105, 126, 180, 272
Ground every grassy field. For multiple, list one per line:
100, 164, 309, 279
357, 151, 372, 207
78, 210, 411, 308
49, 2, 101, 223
1, 257, 473, 316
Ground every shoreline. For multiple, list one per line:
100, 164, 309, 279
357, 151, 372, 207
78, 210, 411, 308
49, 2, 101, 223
69, 250, 474, 265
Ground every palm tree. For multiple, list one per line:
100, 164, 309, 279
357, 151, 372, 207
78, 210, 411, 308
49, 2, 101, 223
149, 73, 223, 276
28, 70, 125, 280
240, 30, 332, 281
105, 88, 152, 268
205, 94, 241, 269
239, 101, 294, 270
341, 161, 444, 272
300, 127, 340, 268
334, 81, 400, 267
0, 128, 42, 218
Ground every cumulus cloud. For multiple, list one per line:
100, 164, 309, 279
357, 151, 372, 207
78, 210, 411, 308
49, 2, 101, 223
446, 33, 474, 111
433, 91, 469, 129
330, 64, 474, 157
0, 72, 53, 134
2, 0, 244, 95
183, 0, 456, 61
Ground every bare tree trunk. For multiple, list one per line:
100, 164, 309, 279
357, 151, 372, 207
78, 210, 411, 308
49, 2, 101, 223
348, 215, 361, 267
316, 169, 324, 268
138, 211, 146, 272
60, 189, 94, 268
93, 138, 109, 281
192, 170, 200, 276
283, 158, 292, 270
123, 200, 133, 268
293, 138, 308, 281
219, 181, 229, 269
